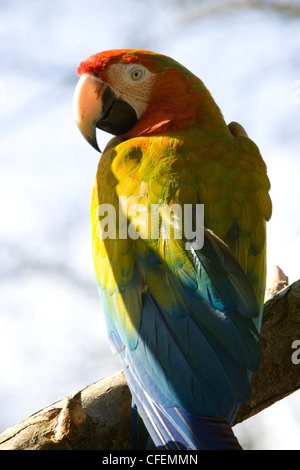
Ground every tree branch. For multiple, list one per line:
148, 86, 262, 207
0, 278, 299, 450
235, 278, 300, 423
178, 0, 300, 25
0, 371, 132, 450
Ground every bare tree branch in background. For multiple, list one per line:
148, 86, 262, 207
0, 276, 299, 450
175, 0, 300, 24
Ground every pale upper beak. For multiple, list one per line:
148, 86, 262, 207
73, 74, 107, 152
73, 73, 138, 153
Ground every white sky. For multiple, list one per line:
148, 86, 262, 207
0, 0, 299, 449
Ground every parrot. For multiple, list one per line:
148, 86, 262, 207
73, 49, 272, 450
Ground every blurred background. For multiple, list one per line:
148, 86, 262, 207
0, 0, 299, 449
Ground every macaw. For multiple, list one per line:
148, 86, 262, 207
73, 49, 272, 450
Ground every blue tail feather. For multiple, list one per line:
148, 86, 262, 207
101, 232, 262, 450
130, 376, 242, 450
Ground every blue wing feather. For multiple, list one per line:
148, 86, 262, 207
100, 228, 261, 449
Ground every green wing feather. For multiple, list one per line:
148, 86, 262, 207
91, 128, 271, 350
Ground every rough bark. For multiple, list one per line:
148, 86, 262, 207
0, 279, 299, 450
0, 371, 132, 450
235, 278, 300, 423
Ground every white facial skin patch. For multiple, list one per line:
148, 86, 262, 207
106, 63, 156, 119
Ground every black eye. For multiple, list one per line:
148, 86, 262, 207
130, 68, 144, 81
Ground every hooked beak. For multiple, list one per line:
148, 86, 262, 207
73, 74, 105, 152
73, 73, 138, 153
